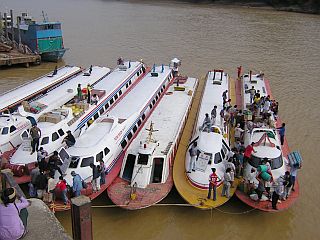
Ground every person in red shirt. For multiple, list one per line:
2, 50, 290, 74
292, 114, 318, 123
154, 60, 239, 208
244, 142, 256, 164
55, 176, 68, 205
207, 168, 221, 201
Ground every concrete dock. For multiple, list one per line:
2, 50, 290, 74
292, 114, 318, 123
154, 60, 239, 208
24, 198, 72, 240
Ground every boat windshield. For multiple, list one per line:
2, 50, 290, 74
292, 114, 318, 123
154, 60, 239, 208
249, 155, 283, 170
137, 154, 149, 165
1, 127, 8, 135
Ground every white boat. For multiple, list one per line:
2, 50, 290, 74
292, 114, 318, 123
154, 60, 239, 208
108, 73, 198, 209
241, 73, 286, 195
0, 66, 111, 155
186, 70, 231, 189
59, 63, 175, 202
9, 61, 146, 169
0, 65, 82, 113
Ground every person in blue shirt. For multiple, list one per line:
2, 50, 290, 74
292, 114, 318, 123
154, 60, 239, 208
277, 123, 286, 146
71, 171, 83, 197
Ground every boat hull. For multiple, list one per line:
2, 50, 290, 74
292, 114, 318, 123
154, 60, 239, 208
41, 48, 68, 62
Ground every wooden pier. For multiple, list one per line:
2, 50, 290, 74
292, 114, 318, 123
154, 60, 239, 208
0, 42, 41, 68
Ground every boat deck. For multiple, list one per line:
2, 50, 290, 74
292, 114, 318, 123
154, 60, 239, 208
173, 76, 239, 209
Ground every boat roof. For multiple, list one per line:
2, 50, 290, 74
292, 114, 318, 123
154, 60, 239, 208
0, 66, 81, 111
197, 132, 223, 154
107, 66, 172, 119
242, 73, 268, 109
196, 71, 229, 128
23, 66, 110, 115
251, 128, 281, 158
127, 77, 198, 156
67, 65, 172, 157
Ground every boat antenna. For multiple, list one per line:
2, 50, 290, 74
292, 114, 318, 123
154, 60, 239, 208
42, 11, 48, 22
145, 122, 158, 143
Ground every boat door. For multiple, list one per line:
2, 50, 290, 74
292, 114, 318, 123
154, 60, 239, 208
20, 129, 31, 151
122, 154, 136, 181
59, 147, 71, 174
151, 157, 164, 183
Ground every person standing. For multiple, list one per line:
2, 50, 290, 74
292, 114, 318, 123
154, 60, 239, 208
283, 171, 292, 199
90, 163, 101, 192
255, 174, 265, 201
221, 168, 232, 198
0, 188, 30, 240
211, 105, 217, 125
207, 168, 220, 201
234, 123, 245, 142
77, 84, 82, 101
89, 65, 93, 75
249, 86, 256, 104
272, 178, 283, 210
91, 94, 99, 105
29, 163, 40, 197
244, 142, 256, 164
99, 160, 106, 185
35, 172, 48, 199
290, 163, 300, 191
201, 113, 212, 132
187, 142, 198, 173
55, 176, 68, 205
237, 66, 242, 79
52, 66, 58, 75
222, 90, 228, 103
277, 123, 286, 146
30, 124, 41, 154
71, 171, 83, 197
86, 83, 92, 104
225, 159, 236, 188
219, 108, 225, 128
48, 151, 63, 178
37, 147, 48, 163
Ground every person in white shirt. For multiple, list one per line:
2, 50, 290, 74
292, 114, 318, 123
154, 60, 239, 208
234, 123, 245, 141
91, 94, 99, 105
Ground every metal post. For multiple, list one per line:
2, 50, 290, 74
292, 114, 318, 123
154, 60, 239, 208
10, 10, 14, 47
71, 196, 93, 240
17, 16, 21, 46
4, 13, 8, 40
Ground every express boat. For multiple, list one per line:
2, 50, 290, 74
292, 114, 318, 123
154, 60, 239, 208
235, 71, 301, 211
174, 70, 238, 209
108, 66, 197, 209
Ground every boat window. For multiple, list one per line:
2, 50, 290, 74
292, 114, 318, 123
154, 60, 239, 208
137, 119, 142, 126
156, 95, 159, 101
270, 156, 283, 170
133, 126, 137, 133
121, 140, 127, 148
128, 132, 133, 140
129, 80, 132, 85
126, 83, 129, 88
142, 114, 145, 120
220, 149, 226, 160
119, 90, 122, 95
214, 152, 222, 164
137, 71, 140, 77
10, 125, 16, 133
99, 108, 104, 115
41, 137, 49, 145
1, 127, 8, 135
222, 144, 228, 157
149, 104, 152, 109
152, 100, 156, 105
249, 156, 262, 168
69, 156, 80, 168
21, 130, 29, 139
137, 154, 148, 165
110, 98, 114, 105
52, 132, 59, 142
96, 151, 103, 162
114, 94, 118, 100
222, 139, 230, 152
105, 103, 109, 110
104, 147, 110, 155
58, 129, 64, 137
94, 113, 99, 120
81, 157, 94, 167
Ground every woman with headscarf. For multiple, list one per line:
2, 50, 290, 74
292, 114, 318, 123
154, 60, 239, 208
0, 188, 30, 240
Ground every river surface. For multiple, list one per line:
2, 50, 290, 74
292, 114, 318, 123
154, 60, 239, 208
1, 0, 320, 239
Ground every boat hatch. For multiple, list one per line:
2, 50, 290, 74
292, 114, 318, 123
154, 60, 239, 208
195, 152, 212, 172
151, 158, 164, 183
69, 156, 80, 168
122, 154, 136, 181
20, 129, 30, 140
250, 155, 283, 170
